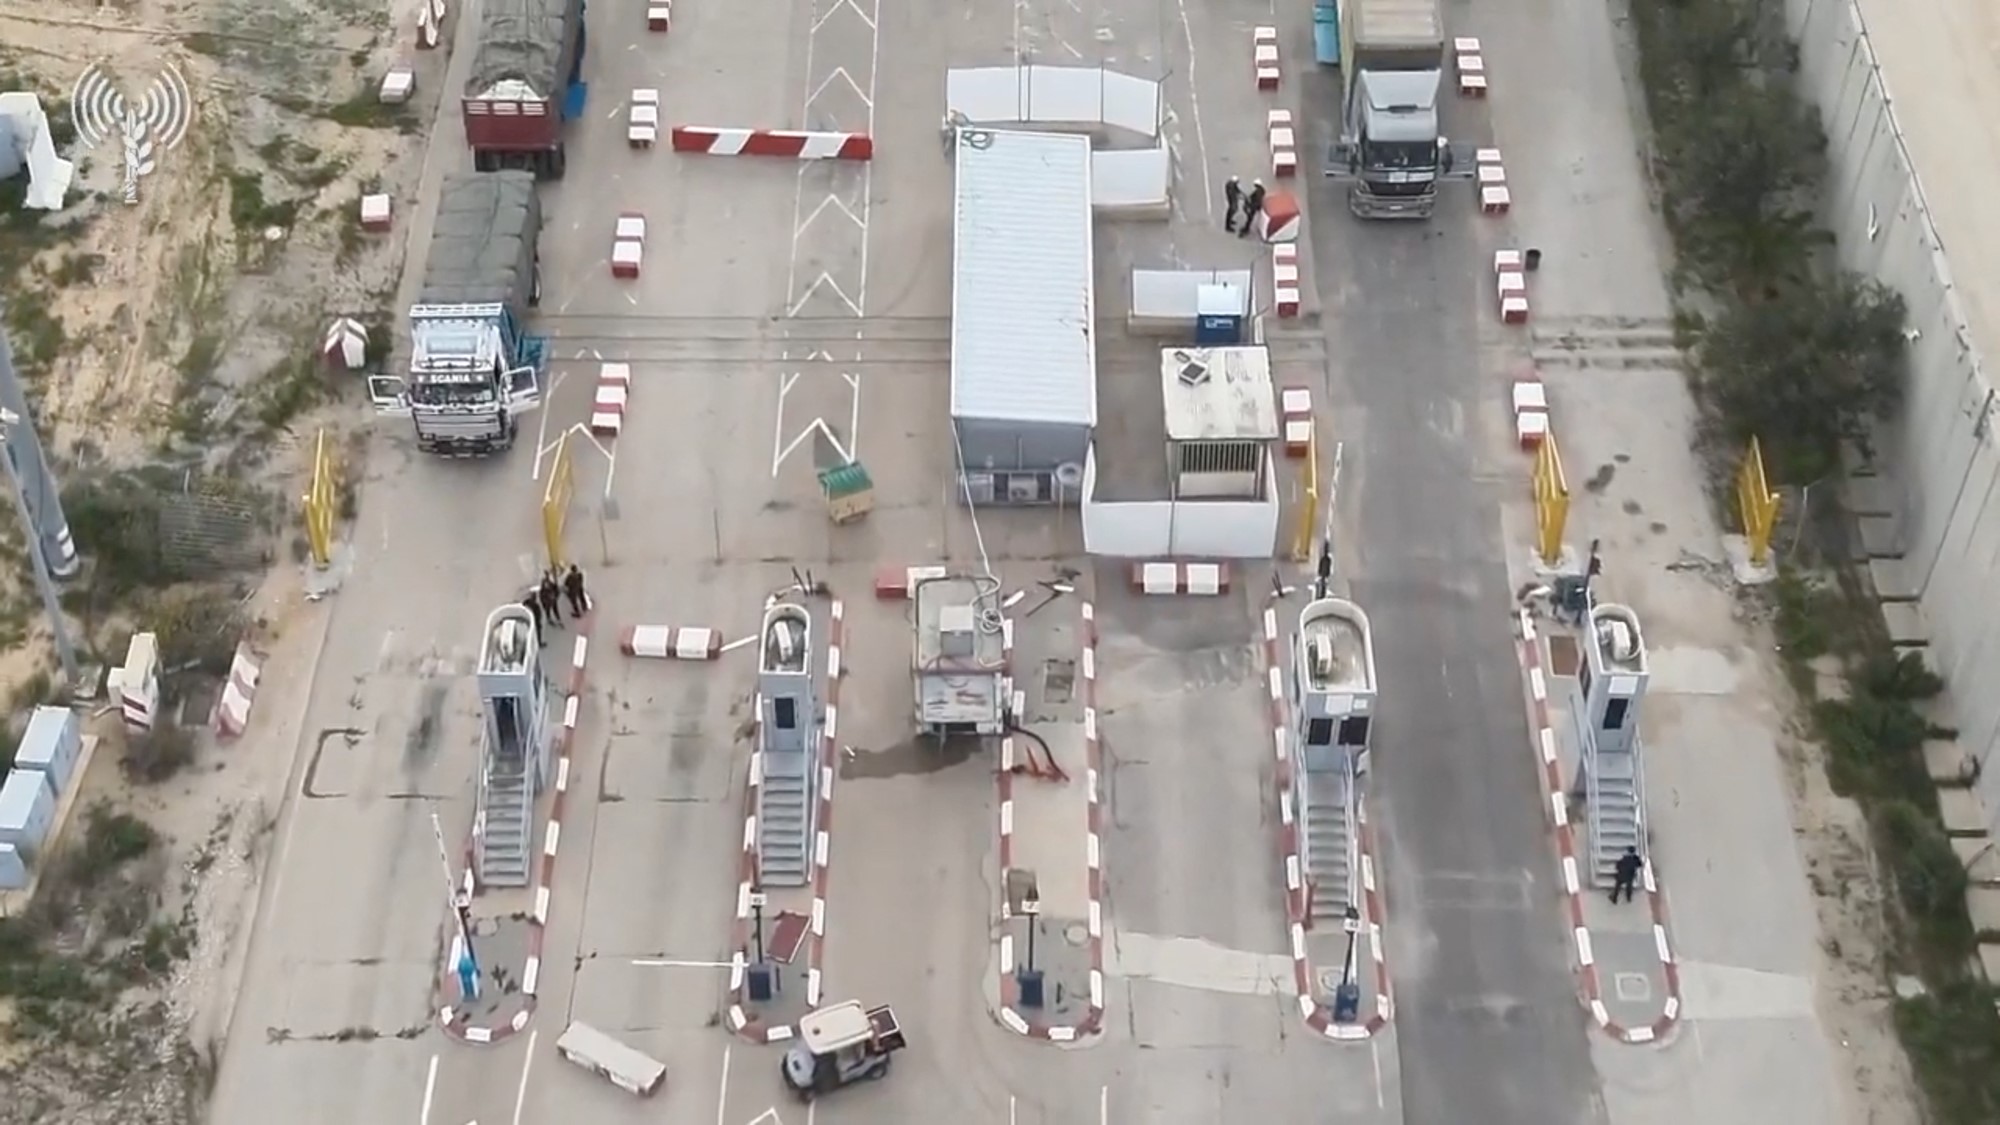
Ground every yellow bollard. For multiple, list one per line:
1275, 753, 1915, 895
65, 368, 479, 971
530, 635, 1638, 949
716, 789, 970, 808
1736, 436, 1781, 567
1531, 433, 1569, 567
303, 428, 337, 568
1293, 428, 1319, 563
541, 432, 575, 570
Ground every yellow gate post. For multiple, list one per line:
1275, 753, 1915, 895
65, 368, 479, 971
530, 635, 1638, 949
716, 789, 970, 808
303, 428, 337, 568
1293, 429, 1319, 562
1735, 436, 1781, 567
1531, 434, 1570, 567
541, 432, 575, 570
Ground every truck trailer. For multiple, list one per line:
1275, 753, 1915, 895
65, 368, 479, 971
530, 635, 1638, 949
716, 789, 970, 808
367, 172, 546, 456
463, 0, 588, 178
1324, 0, 1468, 219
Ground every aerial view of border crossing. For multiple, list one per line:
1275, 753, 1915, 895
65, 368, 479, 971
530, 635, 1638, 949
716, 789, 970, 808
2, 0, 2000, 1121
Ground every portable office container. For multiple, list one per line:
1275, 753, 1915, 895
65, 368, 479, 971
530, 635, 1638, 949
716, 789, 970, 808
0, 769, 55, 862
0, 842, 24, 889
16, 705, 81, 794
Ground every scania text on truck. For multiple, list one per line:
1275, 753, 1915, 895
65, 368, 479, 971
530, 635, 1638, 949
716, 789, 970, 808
463, 0, 588, 178
1324, 0, 1470, 219
367, 172, 546, 456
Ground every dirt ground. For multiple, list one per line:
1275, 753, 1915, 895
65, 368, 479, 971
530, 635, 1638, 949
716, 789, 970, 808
0, 0, 440, 1119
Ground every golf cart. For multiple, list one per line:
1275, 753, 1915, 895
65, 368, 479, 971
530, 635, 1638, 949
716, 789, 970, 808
780, 1000, 906, 1100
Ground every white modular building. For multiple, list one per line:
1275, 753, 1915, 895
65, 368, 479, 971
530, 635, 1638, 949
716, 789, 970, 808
949, 128, 1097, 504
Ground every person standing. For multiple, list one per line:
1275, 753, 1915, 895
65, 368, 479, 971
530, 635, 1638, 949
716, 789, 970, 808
1223, 175, 1244, 233
538, 573, 563, 630
563, 564, 589, 618
520, 590, 547, 646
1610, 847, 1643, 904
1240, 180, 1267, 239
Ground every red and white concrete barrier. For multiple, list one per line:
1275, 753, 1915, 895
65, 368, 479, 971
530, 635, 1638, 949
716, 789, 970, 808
1512, 377, 1551, 451
610, 212, 645, 279
671, 127, 873, 161
1257, 187, 1302, 244
874, 563, 949, 600
1268, 109, 1297, 179
1478, 147, 1511, 216
647, 0, 670, 31
1273, 243, 1301, 321
1131, 561, 1229, 596
628, 89, 659, 148
1281, 384, 1313, 455
1496, 252, 1530, 324
1455, 37, 1487, 97
415, 0, 446, 49
591, 360, 631, 437
620, 625, 724, 660
211, 643, 263, 739
1253, 26, 1280, 90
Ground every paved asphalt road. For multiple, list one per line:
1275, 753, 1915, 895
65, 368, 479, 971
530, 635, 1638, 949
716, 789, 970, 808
1300, 53, 1609, 1125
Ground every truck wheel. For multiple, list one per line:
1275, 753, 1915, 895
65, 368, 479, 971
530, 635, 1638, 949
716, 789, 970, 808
530, 264, 543, 307
475, 149, 497, 173
547, 145, 567, 180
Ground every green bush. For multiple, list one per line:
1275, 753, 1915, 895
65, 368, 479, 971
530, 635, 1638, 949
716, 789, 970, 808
1879, 800, 1968, 922
1895, 982, 2000, 1125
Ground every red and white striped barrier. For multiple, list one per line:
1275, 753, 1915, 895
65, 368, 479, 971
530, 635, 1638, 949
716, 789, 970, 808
1257, 187, 1302, 244
1455, 37, 1487, 97
1268, 109, 1297, 179
647, 0, 670, 30
359, 193, 392, 232
610, 212, 645, 279
591, 360, 631, 437
671, 127, 873, 161
621, 625, 724, 660
110, 633, 160, 733
1478, 146, 1511, 215
1273, 243, 1301, 321
1131, 561, 1230, 596
211, 643, 263, 739
874, 563, 949, 599
1253, 26, 1280, 90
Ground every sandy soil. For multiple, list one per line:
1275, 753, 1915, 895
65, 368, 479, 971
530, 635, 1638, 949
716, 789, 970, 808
0, 0, 440, 1118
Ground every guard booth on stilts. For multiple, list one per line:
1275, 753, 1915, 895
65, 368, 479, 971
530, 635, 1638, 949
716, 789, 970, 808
1290, 598, 1378, 929
1566, 602, 1651, 887
756, 601, 820, 888
475, 604, 556, 888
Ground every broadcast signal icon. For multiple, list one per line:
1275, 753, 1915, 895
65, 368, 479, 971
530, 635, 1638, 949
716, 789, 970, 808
71, 61, 192, 199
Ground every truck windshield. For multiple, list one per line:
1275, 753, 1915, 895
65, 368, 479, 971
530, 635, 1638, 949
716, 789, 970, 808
409, 378, 500, 408
1363, 140, 1437, 171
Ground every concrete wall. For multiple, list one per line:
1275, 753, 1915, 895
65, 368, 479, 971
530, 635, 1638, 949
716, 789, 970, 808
1080, 445, 1279, 557
1783, 0, 2000, 821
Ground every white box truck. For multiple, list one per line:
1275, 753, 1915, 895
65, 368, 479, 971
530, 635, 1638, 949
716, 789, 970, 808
554, 1021, 666, 1096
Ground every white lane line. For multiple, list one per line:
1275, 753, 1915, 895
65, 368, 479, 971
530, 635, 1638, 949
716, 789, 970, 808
632, 958, 735, 968
511, 1029, 537, 1125
715, 1045, 732, 1125
1172, 0, 1214, 224
1370, 1038, 1385, 1108
420, 1054, 438, 1125
1100, 1085, 1109, 1124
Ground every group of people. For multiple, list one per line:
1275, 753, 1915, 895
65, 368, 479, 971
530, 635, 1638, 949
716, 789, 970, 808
520, 564, 590, 644
1223, 176, 1268, 236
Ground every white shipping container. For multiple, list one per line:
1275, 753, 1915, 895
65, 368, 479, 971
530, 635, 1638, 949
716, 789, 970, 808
16, 705, 81, 794
0, 769, 56, 862
0, 842, 24, 890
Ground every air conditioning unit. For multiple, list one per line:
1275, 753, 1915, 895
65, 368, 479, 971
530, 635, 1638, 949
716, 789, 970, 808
1006, 473, 1042, 502
1598, 618, 1638, 663
962, 472, 995, 504
938, 604, 977, 658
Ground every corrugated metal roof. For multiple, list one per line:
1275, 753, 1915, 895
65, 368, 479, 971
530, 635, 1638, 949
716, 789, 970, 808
950, 130, 1097, 427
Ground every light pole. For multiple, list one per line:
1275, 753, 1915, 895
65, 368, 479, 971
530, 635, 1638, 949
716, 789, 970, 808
0, 408, 79, 689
